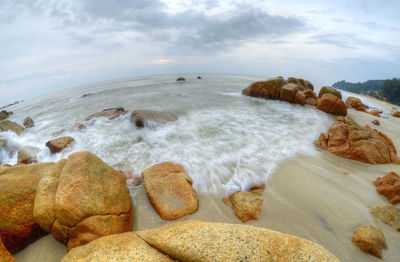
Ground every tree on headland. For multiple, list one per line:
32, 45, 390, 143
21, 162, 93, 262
382, 78, 400, 105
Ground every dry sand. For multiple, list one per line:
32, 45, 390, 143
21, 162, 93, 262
14, 99, 400, 262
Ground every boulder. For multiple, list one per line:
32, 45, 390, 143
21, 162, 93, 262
242, 77, 287, 99
230, 191, 263, 223
0, 120, 24, 135
0, 237, 15, 262
304, 89, 318, 100
345, 97, 368, 111
318, 86, 342, 99
392, 111, 400, 118
373, 172, 400, 204
0, 111, 11, 121
142, 162, 198, 220
279, 84, 306, 105
314, 117, 400, 164
136, 220, 339, 261
368, 110, 381, 117
61, 232, 172, 262
176, 77, 185, 81
372, 119, 380, 125
23, 117, 34, 128
370, 205, 400, 232
316, 93, 347, 116
306, 98, 317, 106
85, 107, 128, 121
17, 146, 39, 164
352, 224, 387, 259
46, 136, 75, 154
131, 110, 177, 127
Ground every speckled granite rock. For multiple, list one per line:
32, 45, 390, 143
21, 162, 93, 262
370, 205, 400, 232
137, 220, 339, 262
373, 172, 400, 204
230, 191, 263, 223
0, 237, 15, 262
352, 224, 387, 259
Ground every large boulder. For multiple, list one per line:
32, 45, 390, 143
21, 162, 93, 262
0, 120, 24, 135
318, 86, 342, 99
136, 220, 339, 261
131, 110, 177, 128
392, 111, 400, 118
142, 162, 198, 220
370, 205, 400, 232
373, 172, 400, 204
242, 77, 287, 99
61, 232, 172, 262
46, 136, 75, 154
345, 97, 368, 112
17, 146, 39, 164
23, 117, 34, 128
316, 93, 347, 116
0, 237, 15, 262
315, 117, 400, 164
352, 224, 387, 259
85, 107, 128, 121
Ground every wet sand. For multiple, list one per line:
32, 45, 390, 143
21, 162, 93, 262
14, 103, 400, 261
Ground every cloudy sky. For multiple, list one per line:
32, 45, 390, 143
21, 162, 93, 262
1, 0, 399, 105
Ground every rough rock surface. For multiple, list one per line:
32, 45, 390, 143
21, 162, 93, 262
315, 117, 400, 164
0, 237, 15, 262
23, 117, 34, 128
370, 205, 400, 232
318, 86, 342, 99
46, 136, 75, 154
61, 232, 172, 262
136, 220, 339, 262
345, 97, 369, 112
230, 191, 263, 223
85, 107, 128, 121
372, 119, 380, 125
131, 110, 178, 127
316, 93, 347, 116
373, 172, 400, 204
352, 224, 387, 259
392, 112, 400, 118
142, 162, 198, 220
17, 146, 39, 164
0, 120, 24, 135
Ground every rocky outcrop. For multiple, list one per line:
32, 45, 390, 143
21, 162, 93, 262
316, 93, 347, 116
176, 77, 185, 81
0, 111, 11, 121
315, 117, 400, 164
345, 97, 368, 112
136, 220, 339, 261
17, 146, 39, 164
370, 205, 400, 232
352, 224, 387, 259
0, 237, 15, 262
392, 112, 400, 118
318, 86, 342, 99
46, 136, 75, 154
372, 119, 380, 125
0, 120, 24, 135
23, 117, 34, 128
85, 107, 128, 121
142, 162, 198, 220
131, 110, 177, 127
373, 172, 400, 204
61, 232, 172, 262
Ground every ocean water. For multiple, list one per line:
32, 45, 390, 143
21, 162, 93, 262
1, 74, 334, 194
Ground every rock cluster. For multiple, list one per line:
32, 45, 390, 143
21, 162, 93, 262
373, 172, 400, 204
352, 224, 387, 259
316, 93, 347, 116
315, 117, 400, 164
176, 77, 185, 81
131, 110, 177, 127
85, 107, 128, 121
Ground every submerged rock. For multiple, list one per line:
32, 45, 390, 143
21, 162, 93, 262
23, 117, 34, 128
0, 120, 24, 135
316, 93, 347, 116
0, 237, 15, 262
315, 117, 400, 164
372, 119, 380, 125
318, 86, 342, 99
370, 205, 400, 232
142, 162, 198, 220
130, 110, 177, 127
17, 146, 39, 164
85, 107, 128, 121
373, 172, 400, 204
352, 224, 387, 259
46, 136, 75, 154
368, 110, 381, 117
176, 77, 185, 81
0, 110, 11, 121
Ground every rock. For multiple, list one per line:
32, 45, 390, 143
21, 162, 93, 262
392, 111, 400, 118
23, 117, 34, 128
352, 224, 387, 259
73, 123, 86, 130
373, 172, 400, 204
33, 152, 133, 251
0, 110, 11, 121
85, 107, 128, 121
0, 237, 15, 262
372, 119, 380, 125
370, 205, 400, 232
230, 191, 263, 223
318, 86, 342, 99
131, 110, 177, 127
46, 136, 75, 154
306, 98, 317, 106
17, 146, 39, 164
316, 93, 347, 116
197, 76, 202, 79
345, 97, 369, 111
61, 232, 172, 262
0, 120, 24, 135
368, 110, 381, 117
176, 77, 185, 81
279, 83, 306, 105
304, 80, 314, 90
142, 162, 198, 220
242, 77, 287, 99
136, 220, 339, 261
314, 117, 400, 164
287, 77, 314, 91
81, 93, 94, 98
304, 89, 318, 100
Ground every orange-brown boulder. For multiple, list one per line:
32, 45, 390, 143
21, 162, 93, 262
368, 110, 381, 117
315, 117, 400, 164
0, 237, 15, 262
372, 119, 380, 125
130, 110, 177, 127
352, 224, 387, 259
316, 93, 347, 116
230, 191, 263, 223
142, 162, 198, 220
392, 111, 400, 118
242, 78, 287, 99
85, 107, 128, 121
318, 86, 342, 99
46, 136, 75, 154
304, 89, 318, 100
345, 97, 369, 111
370, 205, 400, 232
287, 77, 314, 91
373, 172, 400, 204
176, 77, 185, 81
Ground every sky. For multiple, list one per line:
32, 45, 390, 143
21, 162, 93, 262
1, 0, 400, 105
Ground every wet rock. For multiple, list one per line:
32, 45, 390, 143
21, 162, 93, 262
0, 120, 24, 135
197, 76, 202, 79
136, 220, 339, 262
315, 117, 400, 164
0, 237, 15, 262
304, 89, 318, 100
85, 107, 128, 121
306, 98, 317, 106
17, 146, 39, 164
142, 162, 198, 220
0, 110, 11, 121
345, 97, 368, 112
46, 136, 75, 154
23, 117, 34, 128
287, 77, 314, 91
131, 110, 177, 127
318, 86, 342, 99
279, 83, 306, 105
176, 77, 185, 81
242, 77, 287, 99
134, 136, 143, 143
73, 123, 86, 130
316, 93, 347, 116
230, 191, 263, 223
370, 205, 400, 232
372, 119, 380, 125
352, 224, 387, 259
373, 172, 400, 204
392, 111, 400, 118
368, 110, 381, 117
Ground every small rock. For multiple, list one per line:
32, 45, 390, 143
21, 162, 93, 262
134, 136, 143, 143
392, 112, 400, 118
176, 77, 185, 81
230, 191, 263, 223
197, 76, 202, 79
372, 119, 380, 125
17, 146, 39, 164
373, 172, 400, 204
249, 184, 265, 196
352, 224, 387, 259
345, 97, 368, 111
131, 177, 141, 187
23, 117, 34, 128
370, 205, 400, 232
343, 172, 349, 175
222, 197, 232, 208
85, 107, 128, 121
73, 123, 86, 130
131, 110, 177, 128
0, 110, 11, 121
316, 93, 347, 116
46, 136, 75, 154
0, 120, 24, 135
